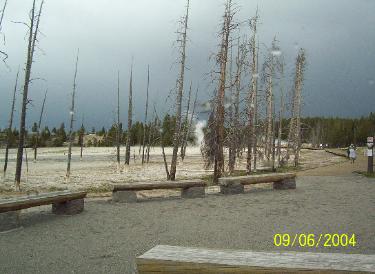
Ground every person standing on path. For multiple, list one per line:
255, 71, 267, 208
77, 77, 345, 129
349, 144, 356, 164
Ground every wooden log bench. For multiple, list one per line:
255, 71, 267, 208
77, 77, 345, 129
112, 180, 206, 203
137, 245, 375, 273
0, 190, 86, 232
219, 172, 296, 195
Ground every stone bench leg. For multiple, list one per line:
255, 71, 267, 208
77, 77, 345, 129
181, 186, 205, 198
0, 211, 20, 232
112, 191, 137, 203
273, 179, 296, 190
220, 183, 244, 195
52, 198, 84, 215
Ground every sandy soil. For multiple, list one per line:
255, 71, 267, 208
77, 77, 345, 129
0, 146, 346, 195
298, 148, 372, 176
0, 174, 374, 273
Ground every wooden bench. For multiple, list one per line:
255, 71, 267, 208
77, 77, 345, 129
137, 245, 375, 273
112, 180, 206, 203
0, 190, 86, 231
219, 172, 296, 194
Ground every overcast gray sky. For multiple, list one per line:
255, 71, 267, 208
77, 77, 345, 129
0, 0, 374, 130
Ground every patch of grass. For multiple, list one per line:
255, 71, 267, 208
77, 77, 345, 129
83, 184, 113, 193
276, 165, 303, 173
353, 171, 375, 178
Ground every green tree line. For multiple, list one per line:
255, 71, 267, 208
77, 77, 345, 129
0, 113, 196, 148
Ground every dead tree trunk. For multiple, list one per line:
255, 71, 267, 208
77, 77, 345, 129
116, 71, 121, 169
125, 63, 133, 165
170, 0, 190, 181
253, 41, 260, 172
142, 65, 150, 164
213, 0, 235, 183
15, 0, 44, 190
271, 104, 276, 171
34, 89, 47, 162
180, 81, 192, 160
247, 10, 258, 174
3, 68, 19, 179
66, 50, 79, 179
229, 37, 245, 174
265, 38, 279, 161
287, 48, 306, 167
277, 62, 285, 166
0, 0, 8, 62
293, 49, 306, 167
79, 117, 84, 160
227, 42, 235, 174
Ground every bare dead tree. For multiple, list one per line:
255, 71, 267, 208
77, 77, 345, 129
170, 0, 190, 181
79, 116, 84, 160
253, 40, 260, 171
146, 118, 157, 164
180, 81, 192, 160
0, 0, 8, 63
125, 62, 133, 165
116, 70, 121, 170
146, 103, 159, 163
287, 48, 306, 167
271, 102, 276, 170
33, 89, 47, 162
15, 0, 45, 190
201, 107, 216, 169
213, 0, 236, 182
141, 65, 150, 164
3, 68, 19, 179
277, 61, 285, 167
66, 49, 79, 179
181, 86, 198, 161
247, 10, 259, 174
264, 37, 280, 161
227, 41, 235, 174
0, 0, 8, 33
229, 37, 246, 174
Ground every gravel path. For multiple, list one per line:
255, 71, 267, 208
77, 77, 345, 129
298, 148, 371, 176
1, 174, 374, 273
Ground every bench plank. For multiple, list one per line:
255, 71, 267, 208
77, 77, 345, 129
113, 179, 206, 192
219, 173, 296, 186
0, 191, 87, 213
137, 245, 375, 273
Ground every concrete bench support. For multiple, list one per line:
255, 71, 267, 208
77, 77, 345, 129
0, 211, 19, 232
52, 198, 84, 215
219, 173, 297, 195
112, 180, 207, 203
181, 186, 205, 198
112, 191, 137, 203
273, 178, 296, 190
220, 183, 244, 195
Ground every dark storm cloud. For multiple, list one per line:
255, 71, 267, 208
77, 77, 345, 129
0, 0, 374, 130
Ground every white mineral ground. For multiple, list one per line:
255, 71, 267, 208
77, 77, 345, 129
0, 146, 345, 196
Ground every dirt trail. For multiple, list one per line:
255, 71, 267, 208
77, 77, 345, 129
298, 149, 370, 176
